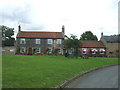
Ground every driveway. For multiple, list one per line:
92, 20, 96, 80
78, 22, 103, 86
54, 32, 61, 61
67, 65, 119, 88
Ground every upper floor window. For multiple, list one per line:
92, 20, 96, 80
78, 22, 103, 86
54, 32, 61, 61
20, 38, 26, 44
57, 39, 62, 44
36, 39, 40, 44
48, 39, 52, 44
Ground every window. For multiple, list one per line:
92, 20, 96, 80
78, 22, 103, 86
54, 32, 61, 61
92, 52, 96, 54
91, 48, 97, 54
48, 39, 52, 44
58, 48, 61, 54
36, 48, 41, 53
57, 39, 62, 44
99, 49, 105, 54
20, 47, 26, 53
48, 47, 52, 54
36, 39, 40, 44
82, 51, 87, 54
99, 51, 104, 54
20, 38, 26, 44
68, 49, 72, 54
82, 48, 88, 54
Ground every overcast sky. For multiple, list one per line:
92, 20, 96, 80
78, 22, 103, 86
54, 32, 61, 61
0, 0, 119, 40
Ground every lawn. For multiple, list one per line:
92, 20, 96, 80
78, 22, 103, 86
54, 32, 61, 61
2, 54, 118, 88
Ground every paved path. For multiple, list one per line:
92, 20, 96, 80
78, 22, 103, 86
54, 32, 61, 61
67, 65, 119, 88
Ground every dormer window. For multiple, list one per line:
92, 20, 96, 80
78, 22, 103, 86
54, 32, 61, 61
48, 39, 52, 44
36, 39, 40, 44
20, 38, 25, 44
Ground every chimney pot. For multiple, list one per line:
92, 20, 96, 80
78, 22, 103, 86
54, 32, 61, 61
18, 25, 21, 32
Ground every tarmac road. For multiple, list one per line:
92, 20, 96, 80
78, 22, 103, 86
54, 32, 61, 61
67, 65, 119, 88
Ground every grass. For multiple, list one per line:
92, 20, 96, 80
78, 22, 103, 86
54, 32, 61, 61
2, 54, 118, 88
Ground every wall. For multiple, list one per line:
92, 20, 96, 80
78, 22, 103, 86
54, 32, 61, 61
104, 42, 120, 57
16, 38, 63, 54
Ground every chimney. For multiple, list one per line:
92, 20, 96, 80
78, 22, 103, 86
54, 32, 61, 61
62, 25, 65, 35
101, 32, 103, 37
18, 25, 21, 32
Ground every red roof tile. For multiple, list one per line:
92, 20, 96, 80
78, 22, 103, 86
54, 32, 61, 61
17, 31, 64, 39
80, 40, 105, 48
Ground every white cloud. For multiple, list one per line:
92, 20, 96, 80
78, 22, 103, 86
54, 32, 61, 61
0, 0, 118, 39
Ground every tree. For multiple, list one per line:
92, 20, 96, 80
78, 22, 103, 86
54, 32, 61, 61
0, 25, 15, 46
80, 31, 98, 40
63, 34, 82, 57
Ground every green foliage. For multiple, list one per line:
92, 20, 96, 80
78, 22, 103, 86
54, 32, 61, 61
5, 29, 14, 38
0, 25, 15, 46
3, 55, 118, 88
3, 38, 15, 46
63, 34, 82, 49
80, 31, 98, 40
63, 34, 82, 57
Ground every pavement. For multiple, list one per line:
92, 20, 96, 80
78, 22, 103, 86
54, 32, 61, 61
67, 65, 119, 88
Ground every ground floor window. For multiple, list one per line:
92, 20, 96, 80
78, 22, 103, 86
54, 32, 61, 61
48, 47, 52, 54
82, 51, 86, 54
99, 51, 104, 54
20, 47, 26, 53
82, 48, 88, 54
58, 48, 61, 54
92, 51, 96, 54
91, 48, 97, 54
36, 48, 41, 53
68, 49, 72, 55
99, 49, 105, 54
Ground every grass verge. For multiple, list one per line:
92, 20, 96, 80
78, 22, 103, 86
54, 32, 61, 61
2, 54, 119, 88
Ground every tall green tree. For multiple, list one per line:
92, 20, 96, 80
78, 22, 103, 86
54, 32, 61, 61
0, 25, 15, 46
63, 34, 82, 57
80, 31, 98, 40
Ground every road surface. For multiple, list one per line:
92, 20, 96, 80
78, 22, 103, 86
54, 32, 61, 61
67, 65, 119, 88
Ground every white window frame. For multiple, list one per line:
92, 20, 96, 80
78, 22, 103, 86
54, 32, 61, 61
58, 48, 61, 54
57, 39, 62, 44
92, 52, 96, 54
99, 51, 104, 54
82, 48, 87, 54
20, 38, 26, 44
48, 39, 53, 44
36, 48, 41, 53
68, 49, 72, 54
82, 51, 87, 54
36, 39, 41, 44
48, 47, 52, 54
91, 48, 97, 54
20, 47, 26, 53
99, 48, 105, 54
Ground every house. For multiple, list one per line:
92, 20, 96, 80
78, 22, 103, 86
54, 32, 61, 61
80, 40, 106, 57
100, 32, 120, 57
15, 25, 65, 55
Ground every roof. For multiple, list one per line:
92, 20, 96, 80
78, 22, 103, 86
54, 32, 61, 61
80, 40, 105, 48
102, 35, 120, 42
17, 31, 64, 39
